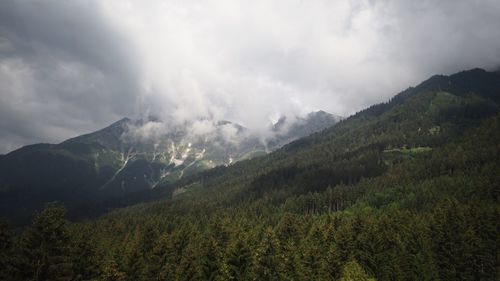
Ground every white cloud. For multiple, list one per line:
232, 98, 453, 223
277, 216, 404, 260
1, 0, 500, 153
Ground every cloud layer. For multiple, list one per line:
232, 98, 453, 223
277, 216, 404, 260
1, 0, 500, 153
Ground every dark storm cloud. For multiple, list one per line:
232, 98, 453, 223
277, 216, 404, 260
374, 0, 500, 75
0, 0, 140, 153
1, 0, 500, 153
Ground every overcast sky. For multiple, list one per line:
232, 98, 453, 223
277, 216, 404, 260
1, 0, 500, 153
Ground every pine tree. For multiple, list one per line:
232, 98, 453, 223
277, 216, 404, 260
18, 204, 74, 281
192, 235, 221, 281
122, 227, 145, 281
275, 213, 302, 280
250, 227, 283, 281
221, 236, 251, 280
158, 226, 190, 280
143, 233, 169, 280
70, 229, 100, 281
296, 224, 329, 280
339, 260, 376, 281
98, 258, 126, 281
431, 200, 478, 281
0, 219, 13, 280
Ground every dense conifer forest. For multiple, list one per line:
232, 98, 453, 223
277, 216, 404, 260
1, 69, 499, 280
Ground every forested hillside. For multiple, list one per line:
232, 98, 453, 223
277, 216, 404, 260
1, 69, 499, 280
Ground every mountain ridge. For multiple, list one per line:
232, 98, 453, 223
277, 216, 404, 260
2, 68, 499, 225
141, 68, 500, 204
0, 110, 340, 224
65, 67, 499, 222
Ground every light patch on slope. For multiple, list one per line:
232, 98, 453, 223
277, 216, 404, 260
196, 148, 206, 159
169, 142, 184, 166
225, 156, 233, 167
182, 147, 191, 159
172, 187, 187, 197
101, 149, 136, 189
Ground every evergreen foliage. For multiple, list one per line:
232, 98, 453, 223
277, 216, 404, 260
1, 69, 499, 280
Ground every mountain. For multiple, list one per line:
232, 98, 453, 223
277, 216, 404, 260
269, 110, 342, 148
44, 68, 500, 221
2, 68, 499, 280
139, 68, 500, 201
0, 111, 339, 224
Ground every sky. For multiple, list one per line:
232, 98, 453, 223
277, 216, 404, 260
1, 0, 500, 153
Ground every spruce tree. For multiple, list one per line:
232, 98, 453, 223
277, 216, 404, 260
0, 219, 13, 280
221, 236, 251, 280
339, 260, 376, 281
18, 204, 74, 281
250, 227, 283, 281
70, 229, 100, 281
98, 258, 126, 281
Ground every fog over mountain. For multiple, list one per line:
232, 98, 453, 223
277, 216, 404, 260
1, 0, 500, 153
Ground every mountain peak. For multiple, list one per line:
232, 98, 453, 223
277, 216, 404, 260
61, 118, 132, 149
117, 117, 132, 123
308, 110, 328, 116
108, 117, 132, 128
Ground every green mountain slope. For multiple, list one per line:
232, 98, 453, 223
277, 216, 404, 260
68, 68, 499, 220
146, 68, 499, 202
74, 111, 500, 280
